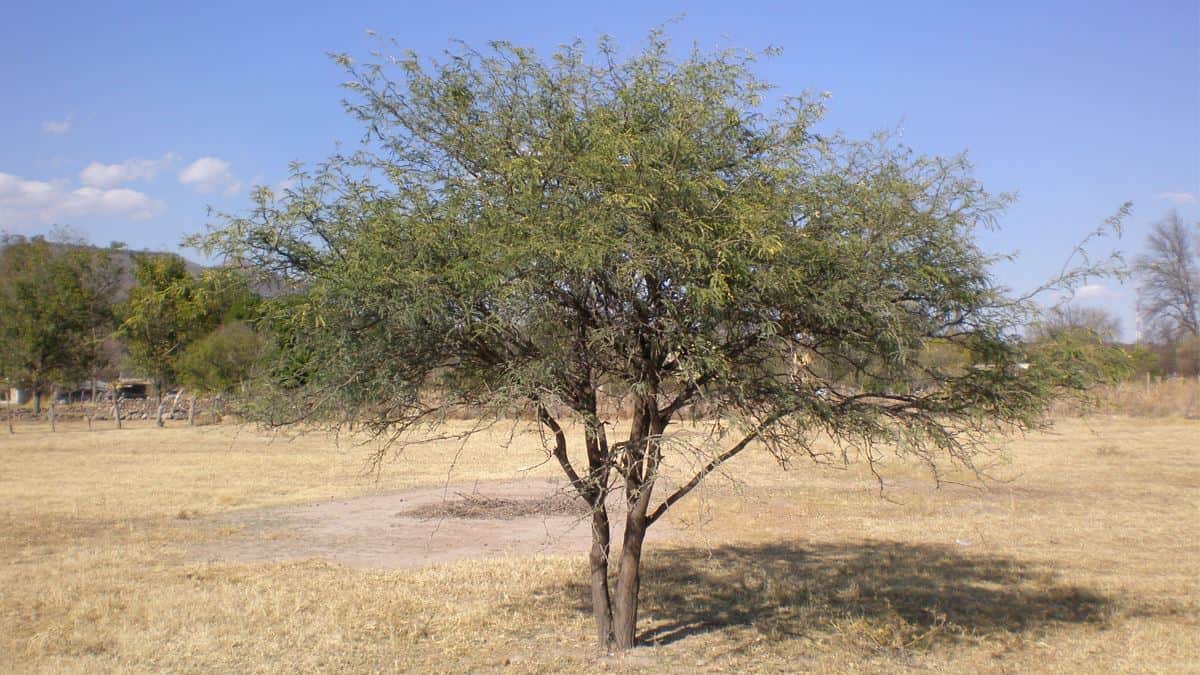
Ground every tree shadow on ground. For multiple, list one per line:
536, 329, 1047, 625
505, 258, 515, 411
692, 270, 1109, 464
564, 541, 1118, 650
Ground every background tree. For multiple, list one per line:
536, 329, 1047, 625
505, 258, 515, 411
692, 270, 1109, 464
1025, 308, 1132, 391
118, 256, 247, 426
1029, 304, 1122, 343
176, 321, 264, 416
198, 34, 1122, 651
0, 233, 120, 420
1135, 211, 1199, 344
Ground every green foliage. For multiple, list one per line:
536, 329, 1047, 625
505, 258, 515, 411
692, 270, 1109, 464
1024, 304, 1132, 387
0, 234, 119, 396
1122, 343, 1163, 378
118, 255, 255, 391
1026, 329, 1133, 391
202, 34, 1114, 451
196, 31, 1129, 648
1172, 334, 1200, 376
176, 321, 264, 394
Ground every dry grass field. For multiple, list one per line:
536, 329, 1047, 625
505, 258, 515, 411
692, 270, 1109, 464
1, 413, 1197, 673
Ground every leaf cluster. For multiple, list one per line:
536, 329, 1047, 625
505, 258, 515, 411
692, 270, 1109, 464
0, 234, 121, 389
118, 254, 258, 389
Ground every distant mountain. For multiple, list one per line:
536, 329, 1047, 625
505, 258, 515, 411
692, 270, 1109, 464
105, 248, 208, 300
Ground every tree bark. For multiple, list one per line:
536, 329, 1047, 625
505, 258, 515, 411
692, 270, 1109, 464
612, 505, 649, 649
88, 377, 97, 431
589, 502, 614, 648
169, 389, 183, 420
154, 381, 165, 428
33, 390, 42, 416
581, 418, 613, 649
539, 400, 618, 652
609, 402, 666, 650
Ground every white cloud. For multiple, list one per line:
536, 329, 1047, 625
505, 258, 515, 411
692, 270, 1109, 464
1073, 284, 1115, 301
64, 187, 159, 218
0, 173, 61, 210
0, 171, 164, 229
41, 117, 71, 135
1157, 191, 1197, 206
179, 156, 239, 195
79, 153, 179, 188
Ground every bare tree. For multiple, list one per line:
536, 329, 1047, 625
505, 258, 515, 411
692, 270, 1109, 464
1135, 211, 1200, 341
1030, 305, 1122, 343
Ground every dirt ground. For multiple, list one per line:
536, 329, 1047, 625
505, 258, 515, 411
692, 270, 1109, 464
2, 416, 1197, 673
194, 479, 672, 569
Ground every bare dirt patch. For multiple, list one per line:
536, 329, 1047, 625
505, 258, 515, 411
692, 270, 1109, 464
193, 479, 667, 570
400, 489, 589, 520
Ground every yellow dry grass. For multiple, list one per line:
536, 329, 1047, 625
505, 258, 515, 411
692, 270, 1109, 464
1054, 376, 1200, 418
1, 415, 1197, 673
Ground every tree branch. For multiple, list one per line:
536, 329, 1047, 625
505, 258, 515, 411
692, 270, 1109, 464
645, 413, 782, 525
537, 404, 588, 498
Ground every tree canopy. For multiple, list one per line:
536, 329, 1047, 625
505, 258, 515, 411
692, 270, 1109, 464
0, 233, 120, 413
176, 320, 263, 396
198, 33, 1120, 650
119, 254, 254, 425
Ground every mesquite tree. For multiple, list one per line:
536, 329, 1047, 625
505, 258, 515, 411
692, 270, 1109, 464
198, 34, 1116, 651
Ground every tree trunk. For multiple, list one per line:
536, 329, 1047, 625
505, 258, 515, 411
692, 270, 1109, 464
7, 400, 12, 434
154, 382, 165, 428
589, 502, 615, 649
609, 403, 665, 650
169, 389, 183, 420
188, 397, 197, 426
113, 396, 122, 430
33, 390, 42, 416
88, 377, 97, 431
612, 501, 650, 649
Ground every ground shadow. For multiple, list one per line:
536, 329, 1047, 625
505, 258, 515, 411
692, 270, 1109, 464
555, 540, 1116, 649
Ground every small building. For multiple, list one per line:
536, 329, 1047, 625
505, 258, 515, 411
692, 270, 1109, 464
1, 388, 32, 405
113, 380, 150, 399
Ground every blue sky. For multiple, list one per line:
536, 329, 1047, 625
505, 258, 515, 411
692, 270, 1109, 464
2, 1, 1196, 338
